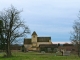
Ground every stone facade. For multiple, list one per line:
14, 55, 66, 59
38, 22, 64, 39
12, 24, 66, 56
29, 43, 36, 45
24, 31, 52, 51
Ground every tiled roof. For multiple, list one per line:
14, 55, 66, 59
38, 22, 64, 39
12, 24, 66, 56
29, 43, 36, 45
37, 37, 51, 42
24, 39, 31, 44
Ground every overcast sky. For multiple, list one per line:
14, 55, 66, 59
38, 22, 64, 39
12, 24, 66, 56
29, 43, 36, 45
0, 0, 80, 44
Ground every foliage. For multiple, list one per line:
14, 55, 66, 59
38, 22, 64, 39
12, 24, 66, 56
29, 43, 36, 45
40, 47, 55, 53
40, 47, 47, 52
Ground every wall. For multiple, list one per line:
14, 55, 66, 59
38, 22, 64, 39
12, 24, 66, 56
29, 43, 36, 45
24, 44, 32, 51
37, 41, 52, 47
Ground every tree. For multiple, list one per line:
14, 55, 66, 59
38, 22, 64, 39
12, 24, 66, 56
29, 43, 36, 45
0, 6, 30, 57
0, 20, 6, 51
71, 13, 80, 57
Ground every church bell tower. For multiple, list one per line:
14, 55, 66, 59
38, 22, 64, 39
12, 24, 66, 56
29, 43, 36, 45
31, 31, 37, 50
31, 31, 37, 43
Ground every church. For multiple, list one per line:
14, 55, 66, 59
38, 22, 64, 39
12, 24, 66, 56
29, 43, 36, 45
24, 31, 52, 51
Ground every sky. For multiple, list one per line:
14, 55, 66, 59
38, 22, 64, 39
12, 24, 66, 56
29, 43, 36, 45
0, 0, 80, 44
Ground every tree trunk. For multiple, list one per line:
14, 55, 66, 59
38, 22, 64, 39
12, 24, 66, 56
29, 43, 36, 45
6, 40, 12, 57
6, 33, 12, 57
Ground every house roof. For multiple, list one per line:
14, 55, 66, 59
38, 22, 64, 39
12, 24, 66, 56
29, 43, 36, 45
58, 45, 76, 51
32, 31, 37, 36
63, 44, 74, 46
24, 39, 31, 44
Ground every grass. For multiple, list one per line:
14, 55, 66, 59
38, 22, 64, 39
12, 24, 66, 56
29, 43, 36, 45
0, 52, 80, 60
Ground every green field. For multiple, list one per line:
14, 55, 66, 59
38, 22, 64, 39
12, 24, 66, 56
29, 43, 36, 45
0, 52, 80, 60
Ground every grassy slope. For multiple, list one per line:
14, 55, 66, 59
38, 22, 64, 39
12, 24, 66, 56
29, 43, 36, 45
0, 52, 80, 60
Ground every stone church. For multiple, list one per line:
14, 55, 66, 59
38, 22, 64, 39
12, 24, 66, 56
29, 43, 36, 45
24, 31, 52, 51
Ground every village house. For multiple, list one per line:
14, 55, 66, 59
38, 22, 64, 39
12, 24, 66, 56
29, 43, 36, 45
58, 43, 77, 53
24, 31, 52, 51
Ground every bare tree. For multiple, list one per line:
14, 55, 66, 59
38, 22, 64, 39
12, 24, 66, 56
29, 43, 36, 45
71, 14, 80, 57
0, 6, 30, 57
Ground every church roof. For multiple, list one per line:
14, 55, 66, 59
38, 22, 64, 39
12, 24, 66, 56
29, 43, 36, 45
32, 31, 37, 36
24, 39, 31, 44
37, 37, 51, 42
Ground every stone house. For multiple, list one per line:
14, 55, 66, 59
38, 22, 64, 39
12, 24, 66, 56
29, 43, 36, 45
24, 31, 52, 51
